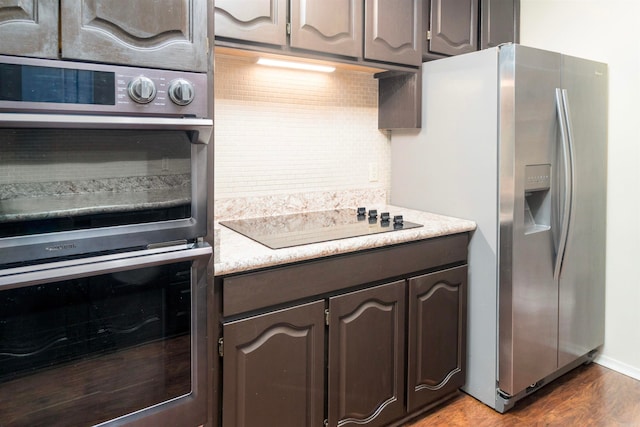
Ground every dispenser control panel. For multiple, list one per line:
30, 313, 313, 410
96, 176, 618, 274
525, 164, 551, 191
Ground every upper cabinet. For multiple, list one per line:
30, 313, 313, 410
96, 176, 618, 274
0, 0, 209, 72
480, 0, 520, 49
215, 0, 363, 58
215, 0, 421, 69
364, 0, 422, 67
422, 0, 519, 60
62, 0, 208, 71
423, 0, 478, 58
214, 0, 288, 47
0, 0, 59, 58
291, 0, 363, 57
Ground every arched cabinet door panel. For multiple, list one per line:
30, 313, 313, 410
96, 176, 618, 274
214, 0, 287, 47
480, 0, 519, 49
365, 0, 422, 66
290, 0, 363, 58
0, 0, 58, 58
61, 0, 208, 71
426, 0, 478, 57
222, 300, 325, 427
328, 280, 406, 427
407, 265, 467, 411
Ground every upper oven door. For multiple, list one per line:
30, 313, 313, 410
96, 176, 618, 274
0, 113, 213, 266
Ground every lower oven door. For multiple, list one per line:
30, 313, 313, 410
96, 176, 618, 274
0, 243, 211, 427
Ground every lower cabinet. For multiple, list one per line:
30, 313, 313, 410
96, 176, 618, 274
216, 235, 469, 427
222, 301, 326, 427
407, 266, 467, 411
328, 281, 406, 427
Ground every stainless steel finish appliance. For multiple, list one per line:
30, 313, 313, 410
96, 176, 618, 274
391, 44, 607, 411
0, 54, 214, 426
0, 242, 211, 427
0, 55, 213, 266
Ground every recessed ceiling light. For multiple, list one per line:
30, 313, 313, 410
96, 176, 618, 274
256, 57, 336, 73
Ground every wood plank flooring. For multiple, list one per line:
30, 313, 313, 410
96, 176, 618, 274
403, 363, 640, 426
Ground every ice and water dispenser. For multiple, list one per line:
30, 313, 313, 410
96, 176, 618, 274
524, 164, 551, 234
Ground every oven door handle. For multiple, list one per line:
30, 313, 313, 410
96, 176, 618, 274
0, 113, 213, 144
0, 244, 212, 290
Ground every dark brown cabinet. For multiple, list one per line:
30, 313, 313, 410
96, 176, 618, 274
215, 0, 363, 58
0, 0, 59, 58
480, 0, 520, 49
214, 0, 287, 47
422, 0, 519, 60
0, 0, 209, 71
423, 0, 478, 58
215, 0, 421, 68
328, 281, 406, 427
291, 0, 363, 57
216, 234, 470, 427
407, 266, 467, 411
364, 0, 422, 67
62, 0, 208, 71
221, 301, 326, 427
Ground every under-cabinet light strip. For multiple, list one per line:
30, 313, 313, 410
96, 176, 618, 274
256, 57, 336, 73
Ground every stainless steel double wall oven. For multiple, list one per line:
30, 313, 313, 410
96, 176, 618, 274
0, 55, 213, 426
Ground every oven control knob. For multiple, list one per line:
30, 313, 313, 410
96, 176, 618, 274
128, 76, 157, 104
168, 78, 195, 106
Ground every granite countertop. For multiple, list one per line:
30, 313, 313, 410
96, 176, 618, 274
213, 205, 476, 276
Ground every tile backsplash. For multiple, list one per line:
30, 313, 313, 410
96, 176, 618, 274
214, 54, 391, 218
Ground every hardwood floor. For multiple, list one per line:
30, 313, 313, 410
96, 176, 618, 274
403, 363, 640, 426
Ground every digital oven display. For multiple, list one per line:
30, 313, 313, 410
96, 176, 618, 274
0, 63, 115, 105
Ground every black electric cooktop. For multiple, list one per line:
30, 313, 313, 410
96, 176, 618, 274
219, 208, 423, 249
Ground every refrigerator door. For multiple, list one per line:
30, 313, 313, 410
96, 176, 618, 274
498, 45, 561, 395
556, 55, 607, 367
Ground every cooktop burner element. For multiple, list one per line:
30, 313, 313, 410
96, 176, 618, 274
219, 208, 423, 249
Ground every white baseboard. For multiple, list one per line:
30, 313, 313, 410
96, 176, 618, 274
594, 354, 640, 381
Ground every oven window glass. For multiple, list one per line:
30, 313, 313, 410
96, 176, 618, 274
0, 261, 192, 426
0, 128, 192, 238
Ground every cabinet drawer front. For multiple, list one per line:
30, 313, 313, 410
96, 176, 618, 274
223, 233, 469, 316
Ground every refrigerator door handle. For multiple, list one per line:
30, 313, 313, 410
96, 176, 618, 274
553, 88, 575, 282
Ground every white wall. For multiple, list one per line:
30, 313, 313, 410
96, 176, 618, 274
520, 0, 640, 379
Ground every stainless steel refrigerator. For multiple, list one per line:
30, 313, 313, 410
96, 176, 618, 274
391, 44, 607, 412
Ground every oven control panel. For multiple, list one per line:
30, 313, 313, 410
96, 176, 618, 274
0, 54, 208, 117
115, 66, 206, 116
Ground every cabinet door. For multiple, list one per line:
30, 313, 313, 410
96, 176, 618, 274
328, 281, 405, 427
364, 0, 422, 67
222, 301, 325, 427
215, 0, 287, 47
0, 0, 58, 58
426, 0, 478, 57
60, 0, 208, 71
290, 0, 363, 58
480, 0, 519, 49
407, 266, 467, 412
